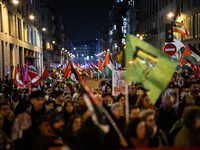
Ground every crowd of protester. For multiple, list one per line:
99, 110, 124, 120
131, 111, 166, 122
0, 71, 200, 150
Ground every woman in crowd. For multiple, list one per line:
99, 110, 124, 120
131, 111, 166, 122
124, 117, 149, 148
61, 101, 77, 124
139, 109, 169, 147
136, 93, 156, 110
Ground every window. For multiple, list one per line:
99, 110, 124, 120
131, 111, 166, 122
31, 28, 34, 45
0, 4, 2, 32
114, 24, 116, 30
82, 54, 84, 57
27, 25, 31, 44
35, 30, 37, 46
18, 18, 22, 40
8, 11, 13, 36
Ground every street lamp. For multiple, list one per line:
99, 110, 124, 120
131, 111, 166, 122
13, 0, 19, 4
107, 49, 110, 52
168, 13, 173, 18
52, 41, 55, 44
29, 15, 34, 20
65, 50, 67, 52
136, 34, 140, 37
42, 27, 46, 31
62, 48, 64, 50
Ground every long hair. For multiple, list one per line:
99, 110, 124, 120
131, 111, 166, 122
67, 114, 82, 134
136, 93, 148, 108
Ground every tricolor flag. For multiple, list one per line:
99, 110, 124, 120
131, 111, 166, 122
183, 44, 200, 64
99, 59, 104, 70
173, 21, 189, 36
103, 52, 114, 78
32, 67, 52, 86
126, 34, 178, 105
85, 60, 90, 69
63, 61, 78, 83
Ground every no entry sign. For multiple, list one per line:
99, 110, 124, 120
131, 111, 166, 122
164, 43, 176, 56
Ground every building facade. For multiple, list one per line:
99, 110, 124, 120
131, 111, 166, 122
0, 0, 43, 80
73, 41, 97, 66
41, 0, 72, 71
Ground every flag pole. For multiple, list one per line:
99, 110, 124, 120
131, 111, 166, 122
125, 82, 129, 124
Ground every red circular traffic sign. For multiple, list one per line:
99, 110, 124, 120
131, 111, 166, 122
164, 44, 176, 56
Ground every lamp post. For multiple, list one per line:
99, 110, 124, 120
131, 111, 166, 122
12, 0, 19, 4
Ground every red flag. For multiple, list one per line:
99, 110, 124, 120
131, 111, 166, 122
13, 67, 24, 87
99, 59, 104, 70
92, 61, 95, 67
96, 61, 99, 67
85, 60, 89, 69
121, 65, 123, 71
63, 62, 72, 78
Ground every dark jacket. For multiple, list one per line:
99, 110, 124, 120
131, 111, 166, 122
104, 115, 125, 149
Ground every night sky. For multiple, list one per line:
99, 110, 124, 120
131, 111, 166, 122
54, 0, 114, 43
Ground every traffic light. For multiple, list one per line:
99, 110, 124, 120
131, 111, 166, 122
165, 22, 173, 42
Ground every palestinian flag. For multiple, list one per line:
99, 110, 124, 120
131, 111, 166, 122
103, 52, 114, 78
99, 59, 104, 70
32, 68, 52, 86
173, 21, 189, 36
55, 71, 60, 77
85, 60, 90, 69
63, 61, 78, 83
78, 75, 109, 137
183, 44, 200, 64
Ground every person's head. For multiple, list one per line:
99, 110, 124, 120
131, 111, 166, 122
116, 94, 125, 107
105, 84, 112, 93
44, 100, 56, 109
102, 93, 115, 106
94, 94, 103, 107
45, 87, 52, 96
190, 82, 199, 94
162, 95, 174, 111
30, 90, 46, 111
129, 106, 140, 119
0, 114, 4, 129
22, 92, 29, 101
44, 82, 50, 89
111, 102, 123, 119
164, 88, 179, 109
0, 102, 10, 118
65, 83, 73, 92
128, 83, 136, 95
72, 93, 80, 105
136, 93, 151, 109
67, 115, 82, 134
65, 95, 72, 102
48, 112, 65, 136
182, 82, 190, 93
61, 82, 65, 88
11, 89, 20, 102
124, 117, 147, 139
40, 81, 44, 87
182, 106, 200, 132
56, 91, 65, 103
178, 76, 184, 85
139, 109, 156, 129
78, 94, 85, 106
63, 101, 75, 114
37, 115, 51, 135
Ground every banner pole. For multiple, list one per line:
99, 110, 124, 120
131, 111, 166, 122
125, 82, 129, 124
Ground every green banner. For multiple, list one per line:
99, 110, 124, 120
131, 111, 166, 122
126, 34, 178, 105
